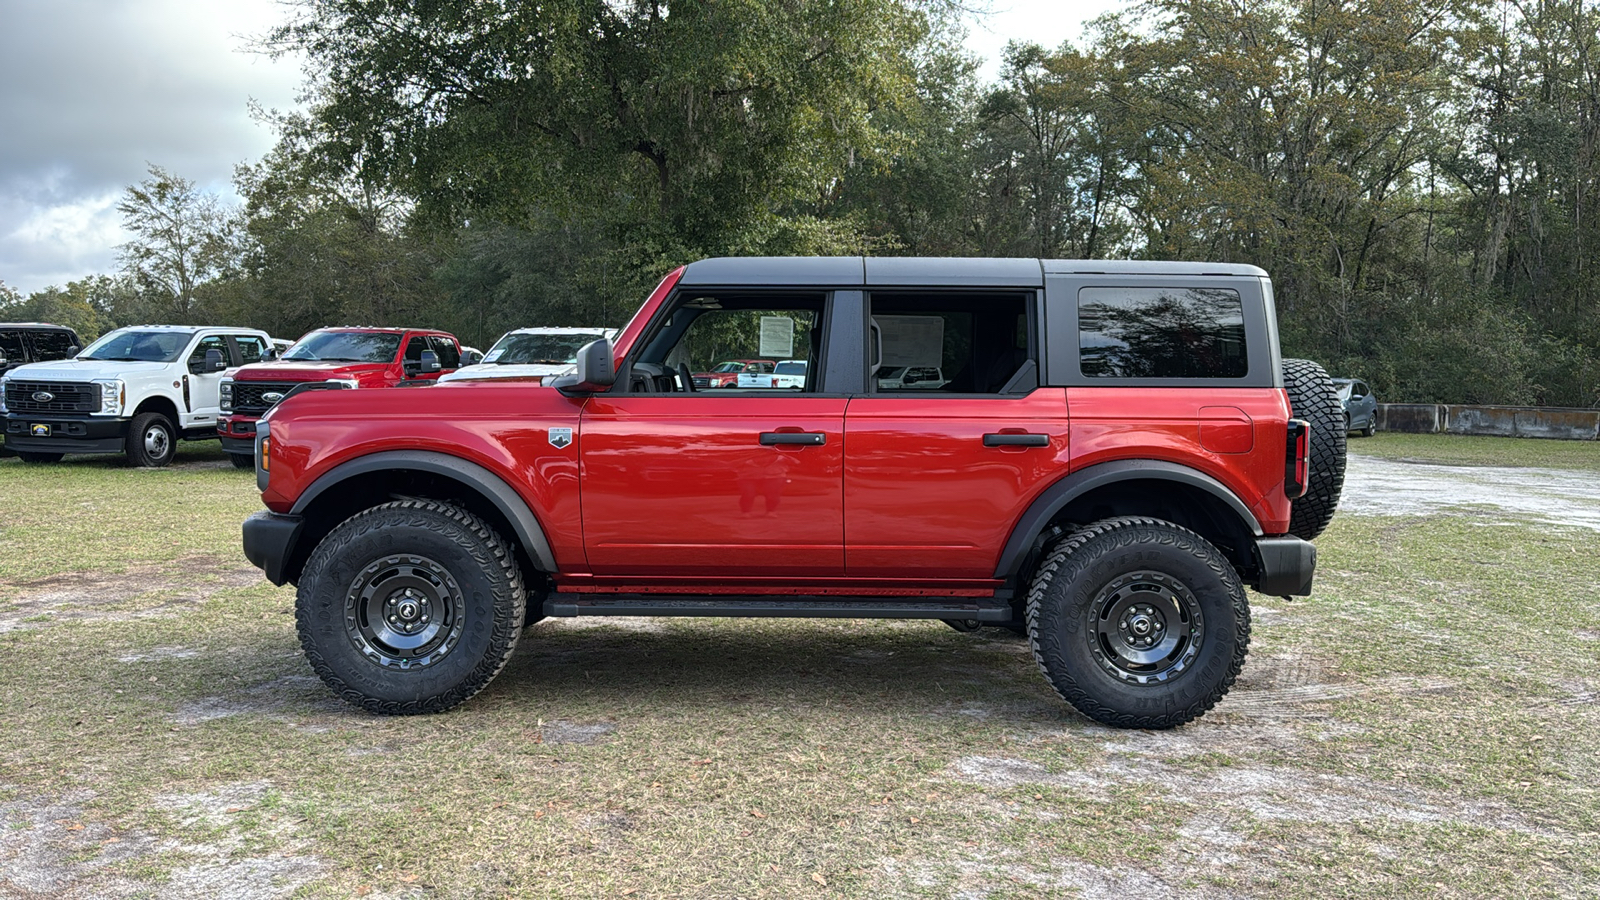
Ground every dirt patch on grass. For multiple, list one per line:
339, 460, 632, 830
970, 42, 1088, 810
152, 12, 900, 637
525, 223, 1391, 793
0, 554, 263, 634
0, 785, 320, 899
1343, 454, 1600, 531
171, 676, 349, 727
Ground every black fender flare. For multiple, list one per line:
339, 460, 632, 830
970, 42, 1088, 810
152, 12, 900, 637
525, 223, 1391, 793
993, 459, 1263, 579
290, 450, 559, 572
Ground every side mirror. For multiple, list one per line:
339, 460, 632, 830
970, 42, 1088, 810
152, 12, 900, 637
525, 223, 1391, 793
550, 339, 615, 394
204, 347, 227, 373
67, 345, 79, 357
420, 349, 441, 373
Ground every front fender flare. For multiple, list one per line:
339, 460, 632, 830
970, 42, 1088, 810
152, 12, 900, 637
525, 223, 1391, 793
290, 450, 559, 572
993, 459, 1263, 579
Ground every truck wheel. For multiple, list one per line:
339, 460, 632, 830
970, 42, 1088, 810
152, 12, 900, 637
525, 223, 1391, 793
229, 453, 255, 469
1025, 517, 1250, 729
17, 451, 64, 463
125, 412, 176, 467
1282, 358, 1345, 540
296, 499, 526, 715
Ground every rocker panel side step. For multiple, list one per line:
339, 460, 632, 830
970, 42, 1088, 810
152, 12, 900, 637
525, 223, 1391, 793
543, 594, 1013, 621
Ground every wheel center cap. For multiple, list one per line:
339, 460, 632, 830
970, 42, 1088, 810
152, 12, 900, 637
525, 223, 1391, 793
1130, 615, 1154, 636
397, 600, 420, 621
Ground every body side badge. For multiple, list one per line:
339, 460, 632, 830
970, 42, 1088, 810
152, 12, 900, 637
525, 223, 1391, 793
548, 427, 573, 449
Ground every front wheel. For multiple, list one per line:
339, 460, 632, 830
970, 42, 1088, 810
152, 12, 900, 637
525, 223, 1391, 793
1026, 517, 1250, 729
296, 500, 526, 714
229, 453, 255, 469
125, 412, 176, 467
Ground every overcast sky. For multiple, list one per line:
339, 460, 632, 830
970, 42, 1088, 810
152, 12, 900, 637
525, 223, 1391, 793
0, 0, 1116, 297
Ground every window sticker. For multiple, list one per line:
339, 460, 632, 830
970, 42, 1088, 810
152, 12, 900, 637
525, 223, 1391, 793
758, 316, 795, 358
875, 315, 944, 368
483, 348, 504, 363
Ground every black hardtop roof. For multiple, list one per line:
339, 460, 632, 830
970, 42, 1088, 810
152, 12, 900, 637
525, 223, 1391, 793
678, 257, 1269, 288
0, 322, 80, 331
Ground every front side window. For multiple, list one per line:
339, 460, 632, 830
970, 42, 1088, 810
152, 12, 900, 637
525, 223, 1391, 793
283, 331, 402, 363
1079, 287, 1246, 379
635, 292, 825, 393
80, 329, 190, 363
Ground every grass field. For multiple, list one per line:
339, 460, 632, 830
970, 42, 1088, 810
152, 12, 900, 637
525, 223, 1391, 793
1348, 430, 1600, 471
1, 437, 1597, 898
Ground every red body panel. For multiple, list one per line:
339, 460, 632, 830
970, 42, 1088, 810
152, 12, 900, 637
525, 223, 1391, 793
1065, 387, 1294, 534
843, 390, 1073, 578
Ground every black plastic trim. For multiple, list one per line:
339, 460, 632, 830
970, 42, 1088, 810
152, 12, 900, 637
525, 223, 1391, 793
1254, 535, 1317, 596
760, 432, 825, 446
242, 510, 303, 585
993, 459, 1265, 578
983, 433, 1048, 447
544, 594, 1012, 620
288, 450, 559, 572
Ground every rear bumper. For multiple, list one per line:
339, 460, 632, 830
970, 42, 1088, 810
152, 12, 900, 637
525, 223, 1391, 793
1254, 536, 1316, 596
242, 510, 304, 586
3, 415, 128, 454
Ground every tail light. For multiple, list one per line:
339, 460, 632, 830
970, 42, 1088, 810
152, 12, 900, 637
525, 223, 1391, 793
1285, 419, 1311, 499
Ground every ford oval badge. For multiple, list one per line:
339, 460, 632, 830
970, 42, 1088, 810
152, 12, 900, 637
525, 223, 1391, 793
32, 391, 54, 403
263, 391, 285, 403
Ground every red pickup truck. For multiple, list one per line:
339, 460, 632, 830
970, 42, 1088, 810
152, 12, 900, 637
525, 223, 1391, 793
217, 327, 461, 468
242, 258, 1344, 728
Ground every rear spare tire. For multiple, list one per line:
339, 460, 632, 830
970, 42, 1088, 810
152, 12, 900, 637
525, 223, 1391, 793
1282, 358, 1345, 540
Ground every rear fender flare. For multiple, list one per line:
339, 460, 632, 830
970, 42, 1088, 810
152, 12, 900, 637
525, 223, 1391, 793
993, 459, 1263, 579
289, 450, 558, 572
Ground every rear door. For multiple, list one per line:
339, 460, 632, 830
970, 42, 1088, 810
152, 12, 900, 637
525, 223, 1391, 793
182, 334, 233, 429
844, 272, 1068, 580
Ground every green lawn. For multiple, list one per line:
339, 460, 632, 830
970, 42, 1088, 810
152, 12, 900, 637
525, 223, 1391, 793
1, 436, 1596, 898
1352, 430, 1600, 471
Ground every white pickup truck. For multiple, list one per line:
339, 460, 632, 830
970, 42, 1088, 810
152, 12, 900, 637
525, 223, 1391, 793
1, 325, 273, 466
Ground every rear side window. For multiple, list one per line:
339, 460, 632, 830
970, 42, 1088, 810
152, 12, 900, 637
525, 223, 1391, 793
234, 335, 270, 364
28, 330, 76, 360
1079, 287, 1246, 378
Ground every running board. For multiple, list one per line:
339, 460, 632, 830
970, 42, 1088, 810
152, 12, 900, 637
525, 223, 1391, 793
543, 593, 1013, 621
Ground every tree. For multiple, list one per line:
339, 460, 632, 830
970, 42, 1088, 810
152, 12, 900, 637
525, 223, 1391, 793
116, 165, 238, 323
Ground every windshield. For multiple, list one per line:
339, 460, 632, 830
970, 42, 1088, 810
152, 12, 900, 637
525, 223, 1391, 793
283, 331, 402, 363
483, 332, 605, 365
79, 329, 190, 362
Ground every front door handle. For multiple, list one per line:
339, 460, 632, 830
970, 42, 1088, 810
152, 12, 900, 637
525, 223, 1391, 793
982, 433, 1048, 448
760, 431, 826, 446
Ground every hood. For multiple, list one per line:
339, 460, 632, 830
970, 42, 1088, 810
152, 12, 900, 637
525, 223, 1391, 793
231, 360, 390, 382
1, 358, 171, 381
437, 362, 575, 383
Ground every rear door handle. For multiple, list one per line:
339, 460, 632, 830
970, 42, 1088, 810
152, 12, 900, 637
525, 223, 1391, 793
760, 432, 826, 446
982, 433, 1048, 447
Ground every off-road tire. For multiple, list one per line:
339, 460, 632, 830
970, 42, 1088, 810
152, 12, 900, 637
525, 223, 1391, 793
125, 412, 176, 468
17, 451, 64, 463
1026, 517, 1250, 729
229, 453, 255, 469
1282, 358, 1345, 540
296, 500, 526, 715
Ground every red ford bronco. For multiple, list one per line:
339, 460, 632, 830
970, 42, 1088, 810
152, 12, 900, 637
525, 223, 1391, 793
218, 327, 462, 468
242, 258, 1345, 728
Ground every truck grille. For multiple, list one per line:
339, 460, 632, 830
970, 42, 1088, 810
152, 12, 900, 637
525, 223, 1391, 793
232, 381, 311, 415
692, 376, 712, 389
5, 381, 98, 413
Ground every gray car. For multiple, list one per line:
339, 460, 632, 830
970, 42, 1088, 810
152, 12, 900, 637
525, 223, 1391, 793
1334, 378, 1377, 436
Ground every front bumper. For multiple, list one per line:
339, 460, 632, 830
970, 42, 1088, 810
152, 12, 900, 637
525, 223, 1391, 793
242, 510, 304, 586
1254, 536, 1317, 596
3, 415, 128, 454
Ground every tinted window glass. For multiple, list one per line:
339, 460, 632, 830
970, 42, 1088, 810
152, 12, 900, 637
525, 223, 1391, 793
235, 335, 269, 364
428, 336, 460, 369
188, 335, 229, 371
868, 293, 1031, 394
0, 331, 24, 363
484, 332, 606, 366
28, 330, 77, 360
1079, 287, 1246, 378
283, 331, 401, 363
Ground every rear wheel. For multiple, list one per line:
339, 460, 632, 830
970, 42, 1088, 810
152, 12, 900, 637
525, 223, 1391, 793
1026, 517, 1250, 729
296, 500, 526, 714
17, 451, 64, 463
125, 412, 176, 468
1282, 358, 1346, 540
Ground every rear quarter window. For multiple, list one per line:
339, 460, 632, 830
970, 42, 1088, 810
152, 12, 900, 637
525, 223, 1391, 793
1079, 287, 1247, 378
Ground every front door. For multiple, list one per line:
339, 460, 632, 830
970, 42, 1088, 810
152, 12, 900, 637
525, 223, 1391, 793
579, 291, 845, 578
